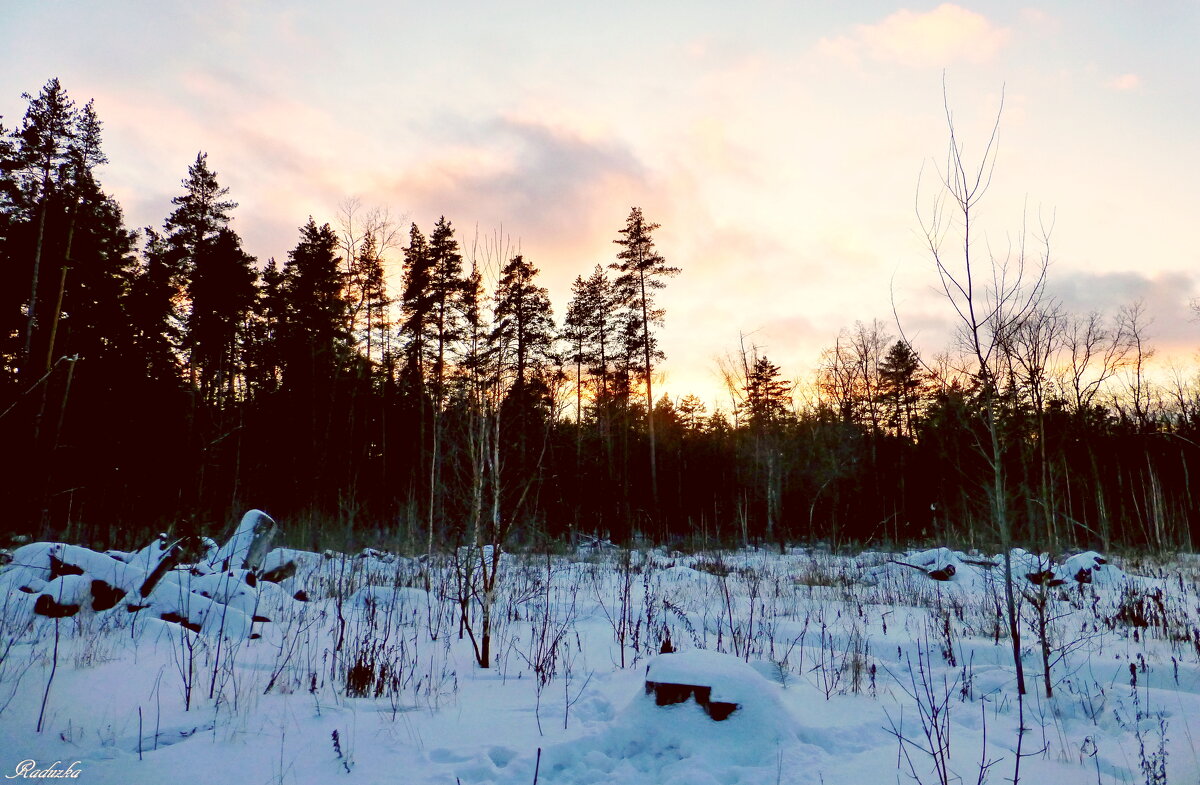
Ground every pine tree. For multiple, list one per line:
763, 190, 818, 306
185, 228, 257, 406
456, 263, 491, 393
611, 208, 678, 503
0, 112, 15, 385
164, 152, 240, 393
10, 79, 76, 377
493, 253, 556, 505
337, 202, 398, 372
273, 219, 349, 510
565, 264, 621, 487
164, 152, 236, 274
564, 273, 591, 432
0, 114, 15, 215
69, 100, 106, 174
127, 228, 188, 384
354, 234, 391, 367
52, 192, 137, 369
1, 90, 122, 382
678, 394, 707, 431
0, 86, 143, 536
399, 223, 434, 387
423, 216, 465, 550
572, 265, 619, 415
38, 99, 111, 373
427, 216, 465, 402
241, 257, 285, 398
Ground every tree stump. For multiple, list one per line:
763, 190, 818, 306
644, 680, 740, 721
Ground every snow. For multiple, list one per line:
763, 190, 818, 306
0, 533, 1197, 785
37, 574, 92, 607
537, 668, 799, 785
6, 542, 146, 594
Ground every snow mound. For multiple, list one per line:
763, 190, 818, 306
863, 546, 1138, 592
536, 650, 800, 784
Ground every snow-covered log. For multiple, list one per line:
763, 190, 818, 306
1, 512, 280, 640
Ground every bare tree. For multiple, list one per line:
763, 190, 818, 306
815, 334, 861, 424
454, 231, 567, 668
849, 319, 892, 435
1115, 299, 1157, 429
336, 198, 403, 364
915, 84, 1049, 715
1061, 309, 1131, 414
1006, 301, 1064, 547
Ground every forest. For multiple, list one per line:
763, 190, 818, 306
2, 77, 1198, 554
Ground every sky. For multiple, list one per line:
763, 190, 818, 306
3, 1, 1198, 407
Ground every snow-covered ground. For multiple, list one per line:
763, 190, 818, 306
1, 526, 1198, 784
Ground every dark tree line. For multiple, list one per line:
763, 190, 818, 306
2, 78, 1199, 553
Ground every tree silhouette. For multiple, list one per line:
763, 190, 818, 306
611, 207, 678, 505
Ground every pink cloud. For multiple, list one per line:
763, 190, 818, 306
384, 115, 654, 261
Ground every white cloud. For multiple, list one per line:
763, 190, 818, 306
1107, 73, 1141, 91
1018, 8, 1054, 28
818, 4, 1011, 68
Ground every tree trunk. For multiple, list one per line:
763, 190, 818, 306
23, 172, 52, 376
639, 270, 658, 506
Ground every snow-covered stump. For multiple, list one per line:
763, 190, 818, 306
208, 509, 278, 572
643, 650, 765, 722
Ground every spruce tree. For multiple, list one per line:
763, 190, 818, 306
493, 254, 555, 394
740, 355, 790, 427
279, 218, 348, 382
879, 340, 923, 437
738, 353, 790, 546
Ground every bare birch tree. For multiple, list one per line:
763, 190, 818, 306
916, 85, 1048, 715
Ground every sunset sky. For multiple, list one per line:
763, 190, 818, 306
3, 1, 1197, 406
